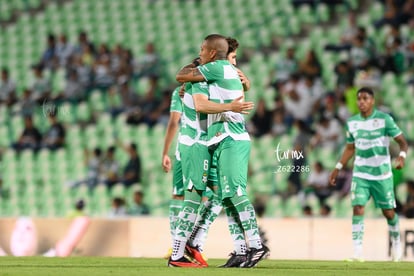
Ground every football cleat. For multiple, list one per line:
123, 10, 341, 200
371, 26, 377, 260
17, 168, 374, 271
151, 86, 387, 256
168, 256, 203, 268
219, 251, 247, 268
185, 244, 208, 267
164, 248, 172, 260
242, 245, 270, 268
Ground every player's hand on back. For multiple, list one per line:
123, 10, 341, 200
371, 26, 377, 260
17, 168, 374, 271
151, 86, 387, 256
230, 96, 254, 114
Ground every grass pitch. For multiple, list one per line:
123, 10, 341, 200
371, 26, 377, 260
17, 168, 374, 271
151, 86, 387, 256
0, 257, 413, 276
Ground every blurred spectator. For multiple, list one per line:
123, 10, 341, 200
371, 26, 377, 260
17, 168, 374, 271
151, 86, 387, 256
120, 143, 142, 187
75, 31, 95, 56
135, 42, 161, 95
271, 108, 288, 137
110, 44, 124, 74
108, 78, 139, 117
102, 146, 120, 189
55, 34, 74, 67
0, 68, 17, 106
403, 180, 414, 218
305, 161, 332, 206
299, 74, 325, 112
379, 38, 406, 74
55, 69, 84, 103
12, 116, 42, 152
269, 46, 298, 92
325, 11, 358, 52
40, 34, 57, 70
19, 89, 37, 117
80, 43, 95, 67
349, 35, 371, 70
135, 42, 160, 79
385, 24, 409, 50
146, 89, 173, 127
353, 65, 381, 91
319, 93, 338, 121
126, 89, 160, 126
67, 148, 103, 190
374, 0, 414, 29
41, 111, 65, 150
66, 199, 86, 218
71, 55, 92, 89
337, 94, 352, 124
302, 205, 313, 217
319, 204, 332, 217
93, 55, 114, 89
248, 98, 273, 138
108, 197, 127, 217
128, 190, 150, 216
96, 43, 111, 62
334, 60, 355, 93
30, 64, 51, 103
298, 50, 322, 79
282, 73, 313, 126
310, 116, 343, 151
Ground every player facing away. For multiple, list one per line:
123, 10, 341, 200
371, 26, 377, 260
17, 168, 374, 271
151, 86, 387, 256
329, 87, 408, 262
176, 34, 269, 268
161, 85, 185, 258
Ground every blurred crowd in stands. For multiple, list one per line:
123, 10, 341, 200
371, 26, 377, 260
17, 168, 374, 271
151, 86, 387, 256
0, 0, 414, 217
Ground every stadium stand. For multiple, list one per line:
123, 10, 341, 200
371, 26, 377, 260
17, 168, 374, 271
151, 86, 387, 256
0, 0, 413, 218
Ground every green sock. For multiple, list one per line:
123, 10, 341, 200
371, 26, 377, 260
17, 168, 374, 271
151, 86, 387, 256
172, 190, 202, 260
169, 199, 184, 245
352, 215, 364, 258
229, 195, 262, 249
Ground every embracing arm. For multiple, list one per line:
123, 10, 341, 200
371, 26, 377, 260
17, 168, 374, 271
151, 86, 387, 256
176, 64, 206, 83
192, 94, 254, 114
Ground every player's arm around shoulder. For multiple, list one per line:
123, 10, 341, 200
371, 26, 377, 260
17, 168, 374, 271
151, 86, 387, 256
176, 59, 205, 83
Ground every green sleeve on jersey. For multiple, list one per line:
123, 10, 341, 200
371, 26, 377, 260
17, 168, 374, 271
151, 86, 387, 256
170, 87, 183, 113
198, 62, 221, 82
385, 114, 402, 137
185, 82, 192, 91
191, 81, 209, 97
345, 122, 354, 144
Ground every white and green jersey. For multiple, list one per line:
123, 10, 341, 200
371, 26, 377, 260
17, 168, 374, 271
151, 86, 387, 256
179, 83, 208, 146
197, 60, 250, 146
346, 109, 402, 181
170, 86, 183, 160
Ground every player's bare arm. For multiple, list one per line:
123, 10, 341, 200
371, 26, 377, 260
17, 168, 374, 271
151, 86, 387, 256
176, 64, 205, 83
162, 112, 181, 173
329, 143, 355, 186
394, 134, 408, 170
193, 94, 254, 114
